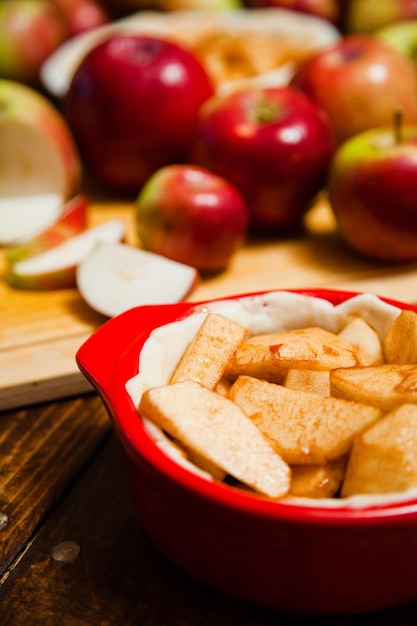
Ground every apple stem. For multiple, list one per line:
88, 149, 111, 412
256, 99, 279, 123
394, 107, 403, 144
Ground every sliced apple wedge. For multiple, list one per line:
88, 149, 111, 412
6, 193, 88, 263
6, 219, 126, 290
0, 193, 63, 246
76, 242, 199, 317
0, 79, 81, 244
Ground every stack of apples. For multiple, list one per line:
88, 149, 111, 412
5, 2, 417, 315
61, 24, 417, 265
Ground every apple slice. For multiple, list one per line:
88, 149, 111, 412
76, 242, 199, 317
6, 219, 126, 290
0, 79, 81, 244
0, 193, 63, 246
6, 193, 88, 263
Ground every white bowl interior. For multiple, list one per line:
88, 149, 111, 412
126, 291, 417, 510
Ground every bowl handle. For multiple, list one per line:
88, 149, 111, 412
76, 302, 194, 395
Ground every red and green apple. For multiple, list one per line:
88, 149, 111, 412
188, 85, 334, 231
136, 164, 249, 272
0, 1, 69, 85
328, 117, 417, 262
290, 35, 417, 146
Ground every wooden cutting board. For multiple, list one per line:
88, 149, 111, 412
2, 194, 417, 411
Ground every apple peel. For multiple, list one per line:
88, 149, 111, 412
6, 218, 126, 290
6, 193, 88, 263
76, 242, 199, 317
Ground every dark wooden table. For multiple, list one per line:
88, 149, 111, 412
1, 391, 417, 626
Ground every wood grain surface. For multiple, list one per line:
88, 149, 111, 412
2, 194, 417, 409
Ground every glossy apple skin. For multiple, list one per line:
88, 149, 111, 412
136, 165, 249, 272
64, 35, 215, 194
188, 86, 334, 231
328, 125, 417, 262
0, 1, 69, 85
290, 35, 417, 146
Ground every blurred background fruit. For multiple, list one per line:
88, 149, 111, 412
0, 79, 81, 245
290, 34, 417, 145
63, 34, 215, 193
51, 0, 110, 36
0, 0, 69, 85
344, 0, 417, 34
245, 0, 341, 26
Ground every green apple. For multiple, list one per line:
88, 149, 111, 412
76, 243, 199, 317
0, 79, 81, 245
6, 219, 126, 290
6, 194, 88, 264
376, 19, 417, 64
345, 0, 417, 34
328, 119, 417, 262
0, 1, 69, 84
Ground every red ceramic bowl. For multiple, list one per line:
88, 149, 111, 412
76, 288, 417, 615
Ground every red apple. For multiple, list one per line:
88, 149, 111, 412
188, 86, 334, 231
99, 0, 242, 16
136, 164, 249, 272
245, 0, 341, 25
328, 116, 417, 262
51, 0, 110, 36
63, 34, 215, 193
290, 35, 417, 146
0, 1, 69, 85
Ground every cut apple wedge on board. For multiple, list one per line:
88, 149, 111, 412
6, 219, 126, 290
76, 242, 199, 317
5, 193, 88, 263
